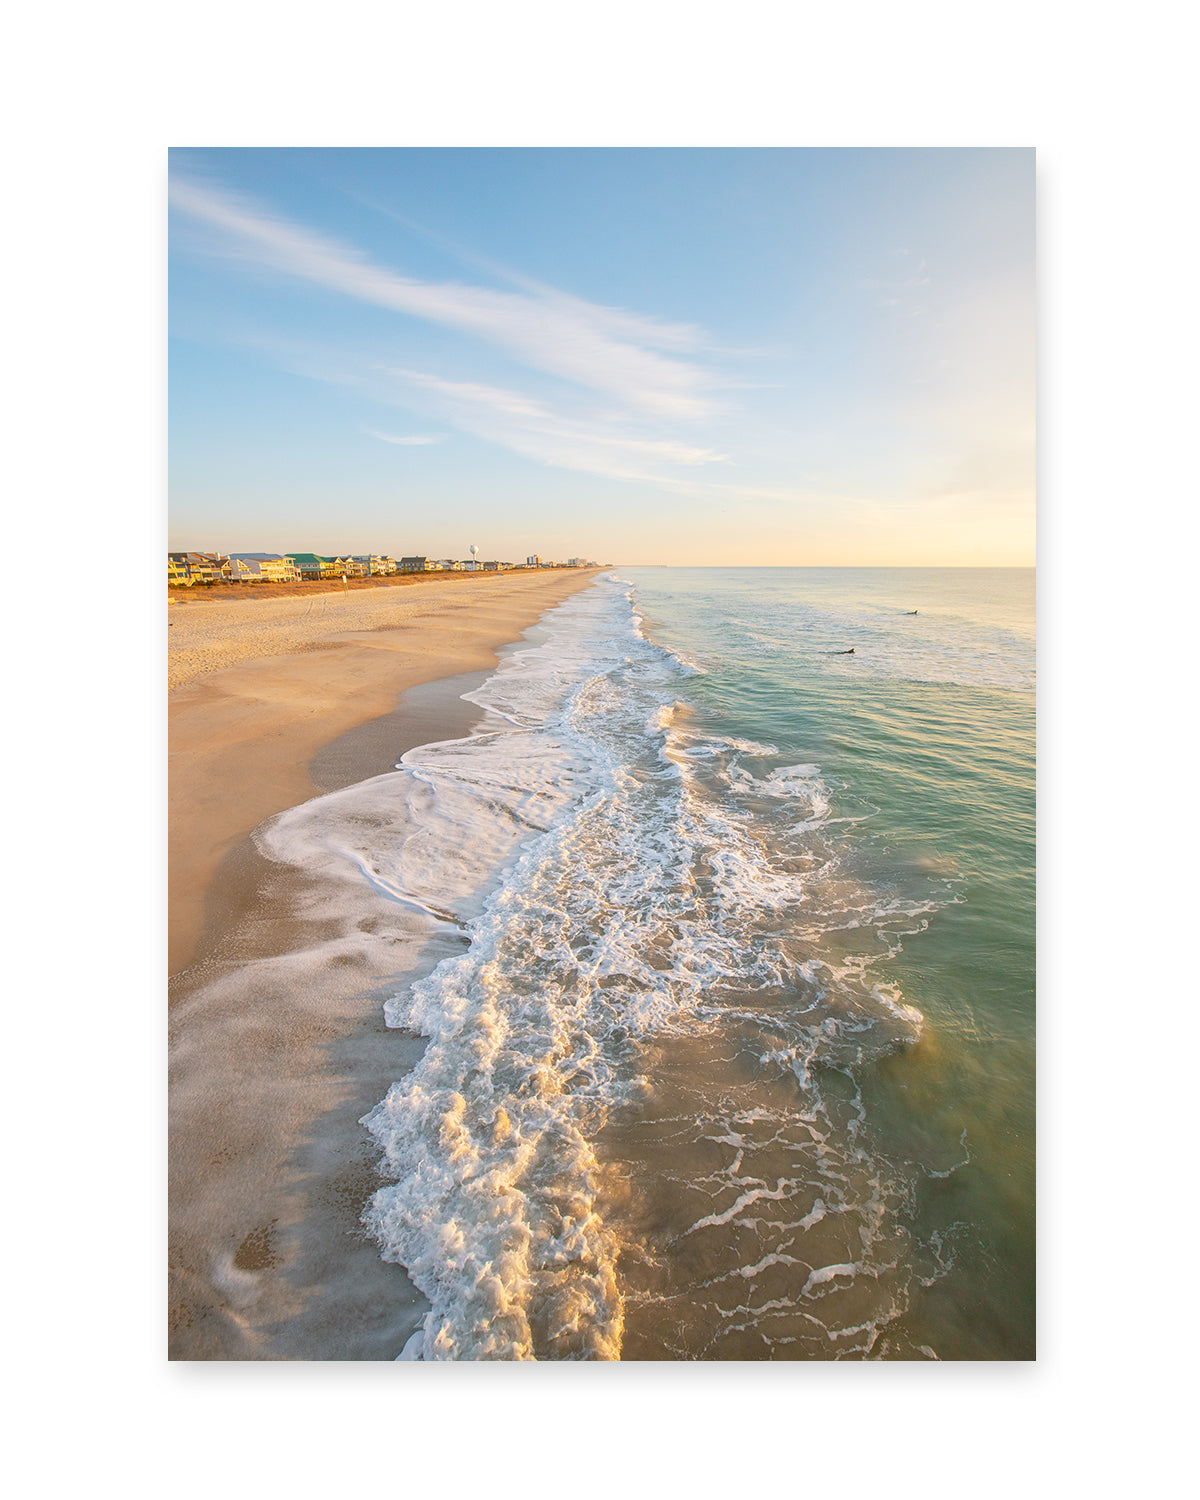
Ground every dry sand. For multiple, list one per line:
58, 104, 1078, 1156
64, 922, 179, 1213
168, 568, 603, 1358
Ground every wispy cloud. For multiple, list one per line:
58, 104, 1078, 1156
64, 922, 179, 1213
169, 175, 719, 421
364, 429, 444, 446
383, 368, 728, 483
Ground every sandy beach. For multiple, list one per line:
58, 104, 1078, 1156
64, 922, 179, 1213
168, 568, 602, 1359
169, 569, 601, 976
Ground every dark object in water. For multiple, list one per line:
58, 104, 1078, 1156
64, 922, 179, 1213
830, 647, 855, 654
906, 610, 918, 615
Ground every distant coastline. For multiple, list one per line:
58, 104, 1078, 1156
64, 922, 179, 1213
169, 561, 603, 605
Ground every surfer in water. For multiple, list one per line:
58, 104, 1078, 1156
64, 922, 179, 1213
906, 610, 918, 615
830, 647, 855, 654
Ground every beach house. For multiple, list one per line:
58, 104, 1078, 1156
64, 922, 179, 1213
169, 551, 227, 585
226, 554, 300, 583
288, 554, 351, 580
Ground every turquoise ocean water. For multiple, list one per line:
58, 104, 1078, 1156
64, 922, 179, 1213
612, 566, 1035, 1359
271, 565, 1034, 1359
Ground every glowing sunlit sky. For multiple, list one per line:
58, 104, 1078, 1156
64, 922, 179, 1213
169, 147, 1034, 566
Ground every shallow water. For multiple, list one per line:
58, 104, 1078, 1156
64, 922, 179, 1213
603, 568, 1035, 1359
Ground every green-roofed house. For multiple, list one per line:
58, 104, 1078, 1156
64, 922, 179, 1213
289, 553, 348, 580
288, 553, 324, 580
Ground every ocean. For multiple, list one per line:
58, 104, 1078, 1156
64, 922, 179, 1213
257, 566, 1035, 1361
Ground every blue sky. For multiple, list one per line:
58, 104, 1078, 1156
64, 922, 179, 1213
169, 147, 1034, 565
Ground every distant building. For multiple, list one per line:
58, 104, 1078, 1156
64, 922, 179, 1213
228, 553, 300, 583
167, 548, 536, 587
168, 551, 226, 585
288, 553, 334, 580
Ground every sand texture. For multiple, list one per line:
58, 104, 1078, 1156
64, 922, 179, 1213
168, 569, 602, 1358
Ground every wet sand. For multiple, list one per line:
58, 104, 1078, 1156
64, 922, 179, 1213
168, 568, 601, 1359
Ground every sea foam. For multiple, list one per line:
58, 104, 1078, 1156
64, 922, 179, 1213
292, 576, 940, 1358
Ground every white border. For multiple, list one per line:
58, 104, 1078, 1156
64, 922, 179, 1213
9, 1, 1188, 1491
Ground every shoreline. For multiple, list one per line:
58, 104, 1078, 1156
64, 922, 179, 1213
169, 568, 603, 976
168, 567, 604, 1359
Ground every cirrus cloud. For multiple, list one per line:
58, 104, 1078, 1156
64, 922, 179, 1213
170, 175, 720, 422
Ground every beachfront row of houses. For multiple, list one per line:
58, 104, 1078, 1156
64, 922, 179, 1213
168, 552, 599, 586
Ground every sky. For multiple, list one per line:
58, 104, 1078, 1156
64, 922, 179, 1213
168, 147, 1035, 566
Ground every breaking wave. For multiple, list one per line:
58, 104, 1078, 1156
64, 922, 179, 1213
256, 575, 943, 1359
